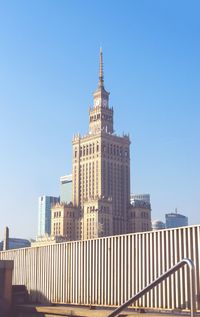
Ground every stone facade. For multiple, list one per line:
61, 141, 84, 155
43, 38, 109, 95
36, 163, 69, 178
50, 50, 151, 240
128, 199, 151, 233
83, 197, 113, 239
72, 50, 131, 239
51, 203, 80, 241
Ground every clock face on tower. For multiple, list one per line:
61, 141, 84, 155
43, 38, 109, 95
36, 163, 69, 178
95, 98, 100, 106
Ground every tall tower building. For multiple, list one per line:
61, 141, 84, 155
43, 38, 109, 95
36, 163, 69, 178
72, 50, 131, 239
38, 195, 60, 237
60, 174, 72, 203
48, 50, 151, 241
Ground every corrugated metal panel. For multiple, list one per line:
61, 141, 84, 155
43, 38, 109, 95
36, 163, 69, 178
0, 225, 199, 310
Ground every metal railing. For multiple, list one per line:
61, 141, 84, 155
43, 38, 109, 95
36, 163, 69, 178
107, 258, 196, 317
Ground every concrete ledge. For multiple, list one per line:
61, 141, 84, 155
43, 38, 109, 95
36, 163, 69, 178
0, 260, 14, 317
16, 305, 111, 316
16, 304, 199, 317
0, 260, 14, 269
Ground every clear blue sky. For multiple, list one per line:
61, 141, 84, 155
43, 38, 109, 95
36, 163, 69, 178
0, 0, 199, 239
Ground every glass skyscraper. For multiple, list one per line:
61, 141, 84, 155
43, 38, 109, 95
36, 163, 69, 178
38, 196, 60, 237
60, 174, 72, 203
165, 212, 188, 228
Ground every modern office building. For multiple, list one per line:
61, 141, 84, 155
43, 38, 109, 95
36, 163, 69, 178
60, 174, 72, 203
165, 210, 188, 228
130, 193, 150, 204
0, 228, 30, 250
1, 238, 31, 250
38, 195, 60, 237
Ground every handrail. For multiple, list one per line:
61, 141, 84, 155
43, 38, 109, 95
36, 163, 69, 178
107, 258, 196, 317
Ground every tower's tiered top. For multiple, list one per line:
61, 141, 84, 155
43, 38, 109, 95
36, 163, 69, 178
89, 49, 113, 134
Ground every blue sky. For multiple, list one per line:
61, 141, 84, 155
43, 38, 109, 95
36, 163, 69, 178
0, 0, 199, 239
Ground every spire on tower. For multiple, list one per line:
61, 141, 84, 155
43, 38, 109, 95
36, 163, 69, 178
93, 48, 109, 101
98, 47, 104, 88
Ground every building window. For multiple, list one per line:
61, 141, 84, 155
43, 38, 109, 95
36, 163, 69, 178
113, 145, 116, 155
74, 148, 77, 158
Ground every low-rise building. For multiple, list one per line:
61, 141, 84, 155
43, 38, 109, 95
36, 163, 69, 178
31, 235, 68, 247
0, 238, 30, 250
128, 194, 152, 233
0, 227, 30, 250
152, 219, 165, 230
